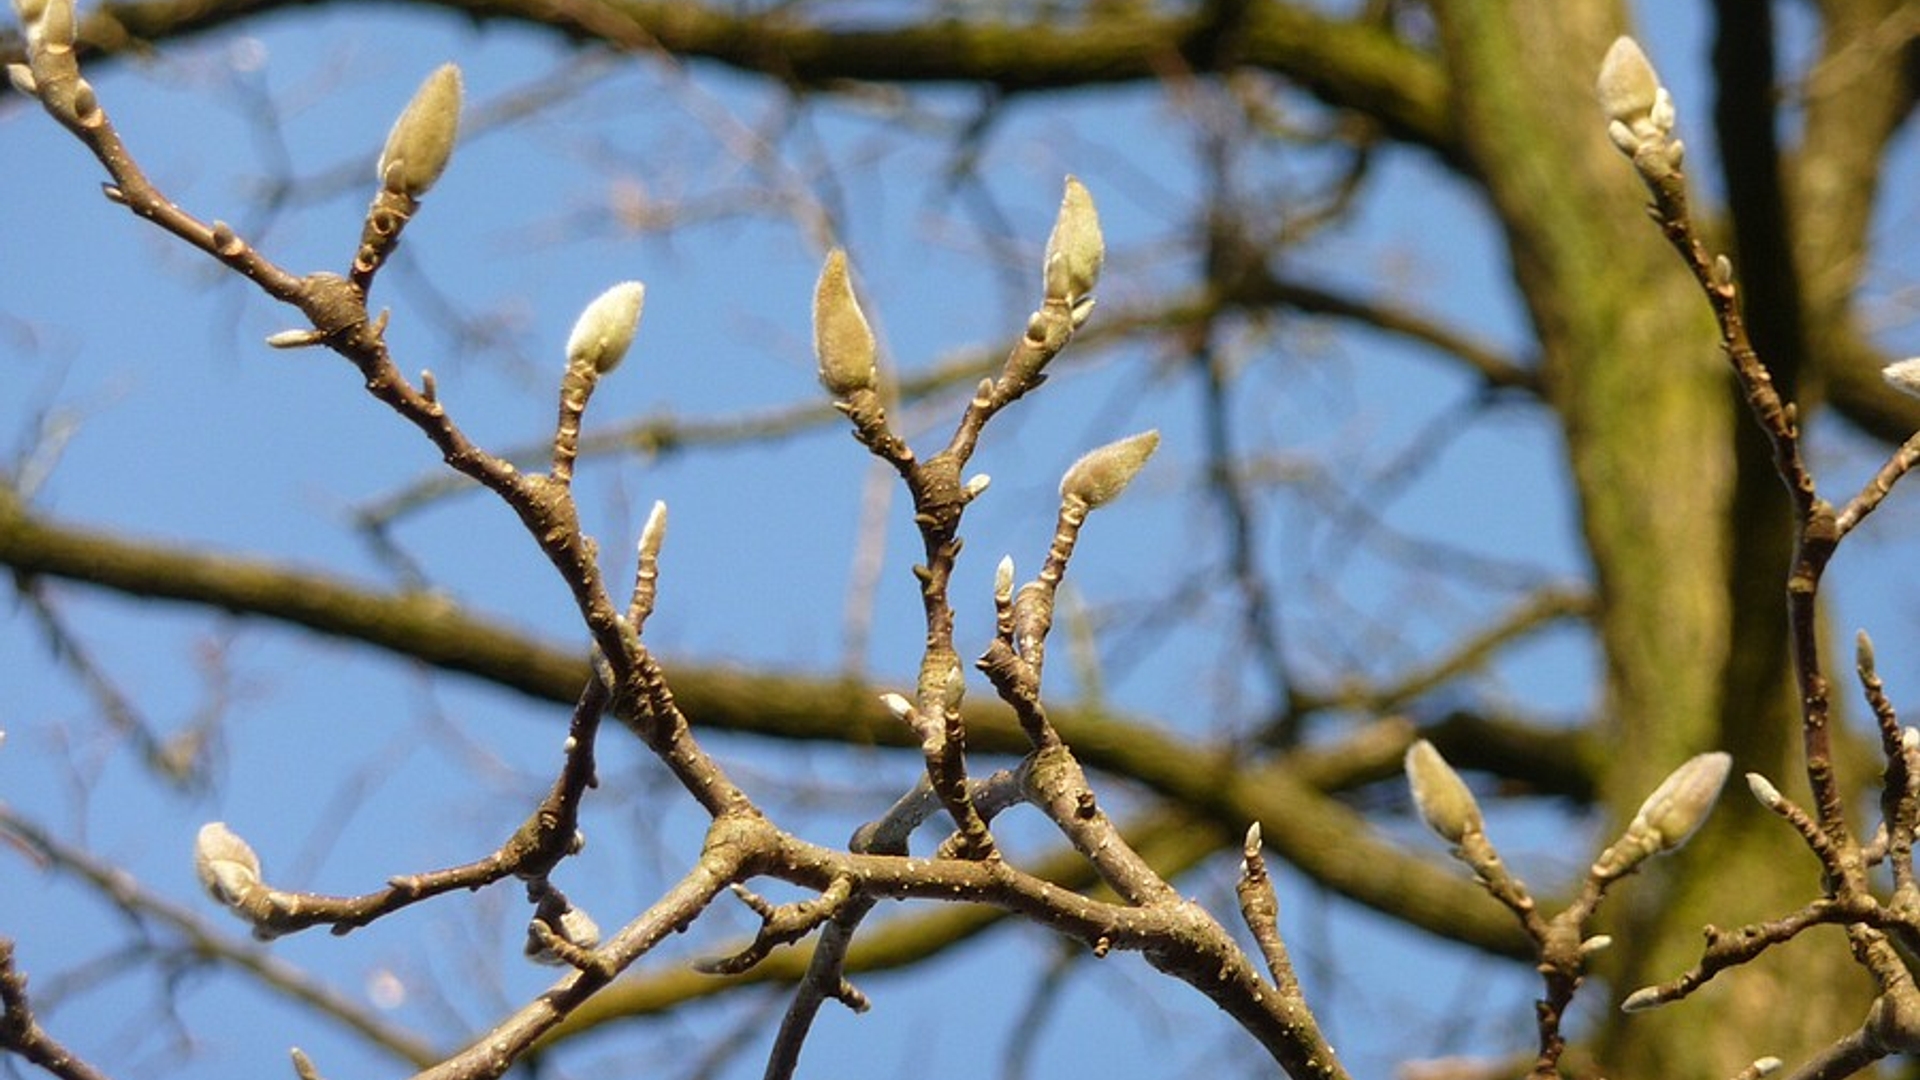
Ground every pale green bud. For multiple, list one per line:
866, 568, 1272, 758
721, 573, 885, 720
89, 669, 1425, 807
377, 64, 463, 197
1745, 771, 1783, 811
1596, 37, 1678, 165
1042, 176, 1104, 303
812, 249, 877, 396
1059, 430, 1158, 509
194, 821, 262, 907
1596, 37, 1659, 130
566, 281, 646, 375
1404, 739, 1483, 844
1882, 358, 1920, 400
1631, 751, 1731, 853
1619, 985, 1663, 1013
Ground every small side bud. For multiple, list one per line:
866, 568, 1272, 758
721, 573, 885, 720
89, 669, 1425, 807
1746, 771, 1783, 811
1404, 739, 1484, 844
7, 63, 36, 96
813, 249, 877, 396
1711, 254, 1734, 289
194, 822, 263, 906
377, 64, 463, 197
1042, 176, 1104, 303
1060, 430, 1159, 509
1749, 1058, 1784, 1077
265, 329, 325, 349
1579, 934, 1613, 958
994, 556, 1014, 603
879, 693, 914, 722
565, 281, 645, 375
963, 473, 991, 500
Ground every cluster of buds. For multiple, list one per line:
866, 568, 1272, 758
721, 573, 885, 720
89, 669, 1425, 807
1596, 36, 1684, 181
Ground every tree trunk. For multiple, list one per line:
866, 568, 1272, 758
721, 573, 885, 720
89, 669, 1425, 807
1430, 1, 1870, 1073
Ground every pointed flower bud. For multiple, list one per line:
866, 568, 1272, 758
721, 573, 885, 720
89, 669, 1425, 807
1042, 176, 1104, 303
1882, 358, 1920, 400
1596, 37, 1660, 131
1631, 751, 1731, 853
1596, 35, 1683, 177
639, 500, 668, 560
194, 821, 263, 907
566, 282, 646, 375
1620, 985, 1664, 1013
17, 0, 71, 51
1059, 430, 1159, 509
1404, 739, 1484, 843
377, 64, 463, 197
813, 249, 877, 396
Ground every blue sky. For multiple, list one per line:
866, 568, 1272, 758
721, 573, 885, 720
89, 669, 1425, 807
6, 4, 1918, 1078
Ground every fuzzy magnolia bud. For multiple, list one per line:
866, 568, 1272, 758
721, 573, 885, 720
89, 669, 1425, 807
1596, 37, 1661, 133
1042, 176, 1104, 303
194, 822, 263, 906
1594, 751, 1731, 878
1881, 358, 1920, 400
1059, 430, 1159, 509
1745, 771, 1784, 811
1404, 739, 1484, 843
1631, 751, 1731, 852
639, 500, 668, 560
18, 0, 72, 51
812, 249, 877, 396
1619, 985, 1663, 1013
1596, 37, 1685, 179
566, 282, 646, 375
377, 64, 463, 197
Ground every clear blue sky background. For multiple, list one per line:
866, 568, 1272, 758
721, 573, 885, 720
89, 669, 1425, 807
6, 3, 1920, 1078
